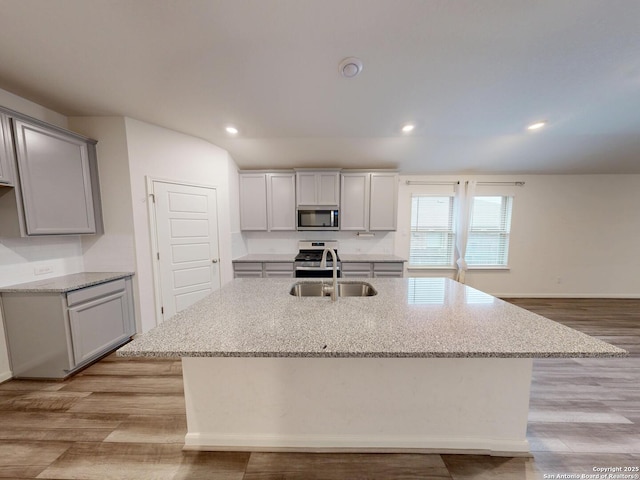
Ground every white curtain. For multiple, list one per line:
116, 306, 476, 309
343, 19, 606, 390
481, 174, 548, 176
454, 180, 476, 283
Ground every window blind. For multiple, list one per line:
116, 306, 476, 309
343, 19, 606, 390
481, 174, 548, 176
409, 195, 455, 267
407, 278, 446, 304
465, 196, 513, 266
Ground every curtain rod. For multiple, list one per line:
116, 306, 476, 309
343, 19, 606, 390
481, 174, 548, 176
405, 181, 460, 185
477, 181, 525, 186
405, 180, 525, 187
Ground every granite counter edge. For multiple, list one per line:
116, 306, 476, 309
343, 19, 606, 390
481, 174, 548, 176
0, 272, 135, 293
117, 349, 627, 359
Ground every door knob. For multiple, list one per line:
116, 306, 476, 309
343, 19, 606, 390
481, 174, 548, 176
212, 259, 218, 263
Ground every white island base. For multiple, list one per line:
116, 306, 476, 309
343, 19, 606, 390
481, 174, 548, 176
182, 356, 533, 456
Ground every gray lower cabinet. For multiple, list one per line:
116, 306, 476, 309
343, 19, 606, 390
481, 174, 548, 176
372, 262, 404, 277
233, 262, 294, 278
341, 262, 373, 278
341, 262, 404, 278
1, 277, 135, 379
233, 262, 264, 278
264, 262, 294, 278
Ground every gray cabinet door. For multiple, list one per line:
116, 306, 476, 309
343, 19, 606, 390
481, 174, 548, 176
296, 171, 340, 206
369, 173, 398, 231
68, 289, 131, 367
239, 174, 268, 230
296, 172, 317, 205
0, 113, 14, 185
317, 172, 340, 205
12, 119, 96, 234
340, 173, 370, 231
267, 173, 296, 230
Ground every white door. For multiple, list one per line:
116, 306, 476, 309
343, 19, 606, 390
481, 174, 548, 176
152, 181, 221, 322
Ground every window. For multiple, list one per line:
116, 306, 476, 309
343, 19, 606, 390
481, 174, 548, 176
465, 196, 513, 267
409, 195, 455, 267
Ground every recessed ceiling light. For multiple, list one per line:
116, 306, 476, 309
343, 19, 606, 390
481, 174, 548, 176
402, 124, 415, 133
338, 57, 363, 78
225, 126, 239, 135
527, 121, 546, 131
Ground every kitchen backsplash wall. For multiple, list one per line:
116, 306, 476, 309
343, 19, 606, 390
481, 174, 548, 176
0, 236, 84, 287
240, 230, 395, 256
231, 232, 248, 258
0, 88, 84, 287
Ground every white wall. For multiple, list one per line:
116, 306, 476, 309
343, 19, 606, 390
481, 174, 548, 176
242, 230, 395, 256
124, 118, 237, 333
397, 174, 640, 297
0, 88, 82, 381
67, 117, 137, 272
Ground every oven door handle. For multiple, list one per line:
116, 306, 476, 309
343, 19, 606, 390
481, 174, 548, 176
294, 266, 341, 271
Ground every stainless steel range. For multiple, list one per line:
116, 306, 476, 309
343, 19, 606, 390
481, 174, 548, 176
294, 240, 341, 278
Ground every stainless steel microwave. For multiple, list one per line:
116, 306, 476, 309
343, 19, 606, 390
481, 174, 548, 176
297, 207, 339, 230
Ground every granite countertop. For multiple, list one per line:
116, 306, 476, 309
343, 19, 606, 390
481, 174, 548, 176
340, 254, 406, 263
118, 277, 626, 359
233, 254, 406, 263
233, 254, 295, 262
0, 272, 135, 293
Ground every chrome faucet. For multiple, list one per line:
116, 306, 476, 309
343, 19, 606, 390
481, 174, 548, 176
320, 247, 338, 301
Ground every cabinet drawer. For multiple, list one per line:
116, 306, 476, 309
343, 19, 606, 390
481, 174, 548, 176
67, 279, 126, 307
265, 271, 294, 278
341, 271, 372, 278
234, 271, 263, 278
373, 262, 403, 272
233, 262, 263, 272
341, 262, 372, 272
373, 271, 403, 278
264, 262, 293, 271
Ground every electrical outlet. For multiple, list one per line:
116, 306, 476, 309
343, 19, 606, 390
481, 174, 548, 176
34, 265, 54, 276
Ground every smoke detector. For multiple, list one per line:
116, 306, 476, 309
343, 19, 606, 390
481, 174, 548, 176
339, 57, 363, 78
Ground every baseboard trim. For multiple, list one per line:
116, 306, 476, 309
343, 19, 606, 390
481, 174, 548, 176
0, 370, 13, 383
183, 432, 531, 457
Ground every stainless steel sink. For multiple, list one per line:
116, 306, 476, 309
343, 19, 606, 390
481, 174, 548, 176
337, 282, 377, 297
289, 282, 326, 297
289, 282, 377, 297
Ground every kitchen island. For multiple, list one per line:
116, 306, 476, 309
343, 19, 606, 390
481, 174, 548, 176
118, 277, 625, 455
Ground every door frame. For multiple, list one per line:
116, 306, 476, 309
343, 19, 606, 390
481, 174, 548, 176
146, 176, 221, 326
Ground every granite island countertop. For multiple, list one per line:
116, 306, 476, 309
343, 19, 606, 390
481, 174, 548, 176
118, 277, 626, 359
0, 272, 135, 293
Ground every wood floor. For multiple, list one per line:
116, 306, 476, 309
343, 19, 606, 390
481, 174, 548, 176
0, 298, 638, 479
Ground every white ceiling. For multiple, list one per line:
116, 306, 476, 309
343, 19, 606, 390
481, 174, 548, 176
1, 0, 639, 174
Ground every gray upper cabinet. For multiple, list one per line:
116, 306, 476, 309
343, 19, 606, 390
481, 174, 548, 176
0, 113, 14, 185
340, 171, 398, 231
267, 173, 296, 231
340, 172, 369, 231
296, 171, 340, 206
13, 119, 98, 235
369, 172, 398, 231
239, 171, 296, 231
0, 106, 102, 236
239, 174, 268, 230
